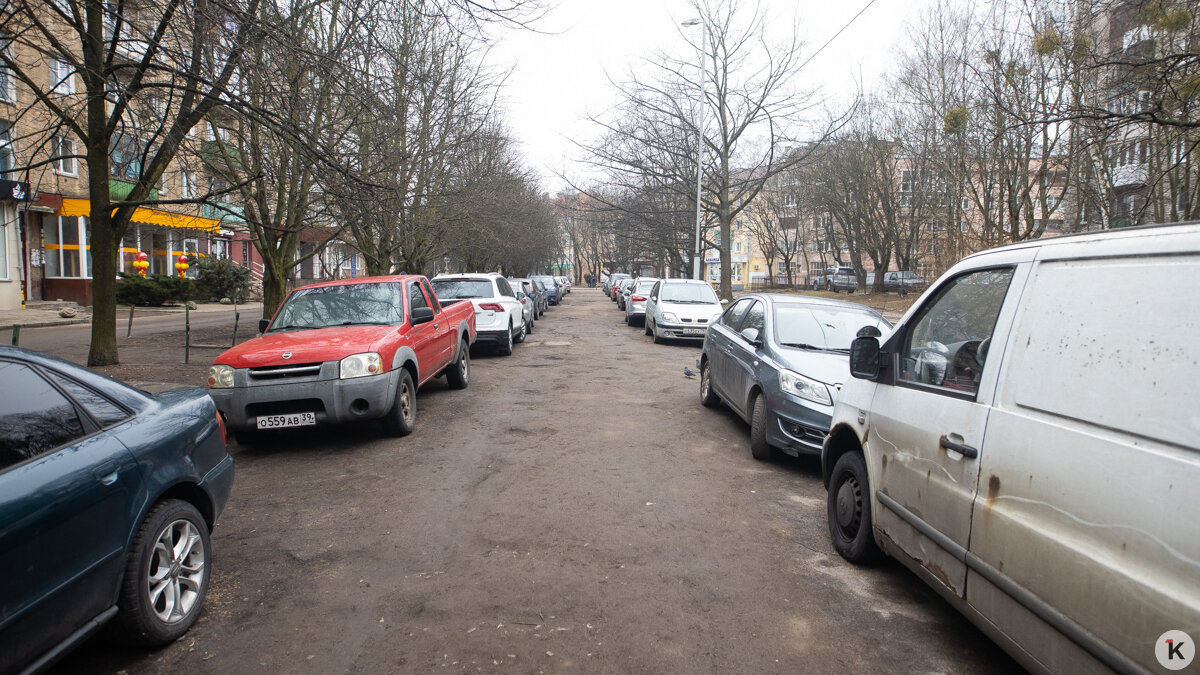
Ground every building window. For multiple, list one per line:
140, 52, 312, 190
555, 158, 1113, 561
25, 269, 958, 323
49, 56, 75, 95
180, 169, 194, 198
51, 135, 77, 176
110, 133, 142, 180
0, 121, 11, 179
0, 34, 14, 103
242, 240, 250, 263
44, 216, 90, 278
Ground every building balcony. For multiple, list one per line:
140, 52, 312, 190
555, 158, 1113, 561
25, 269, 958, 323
109, 178, 158, 201
1112, 163, 1148, 189
202, 201, 245, 223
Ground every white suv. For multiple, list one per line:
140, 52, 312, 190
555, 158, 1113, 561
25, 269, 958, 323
431, 273, 525, 355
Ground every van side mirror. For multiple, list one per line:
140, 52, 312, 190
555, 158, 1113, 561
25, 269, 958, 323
850, 337, 882, 380
410, 307, 435, 325
259, 319, 270, 334
721, 299, 730, 306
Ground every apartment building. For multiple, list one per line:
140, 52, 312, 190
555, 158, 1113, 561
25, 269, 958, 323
0, 4, 233, 309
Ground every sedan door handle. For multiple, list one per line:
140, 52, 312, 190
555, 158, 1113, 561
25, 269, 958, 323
94, 461, 119, 485
939, 435, 978, 459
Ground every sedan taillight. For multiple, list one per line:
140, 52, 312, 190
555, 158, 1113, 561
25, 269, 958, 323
478, 302, 504, 311
631, 295, 647, 302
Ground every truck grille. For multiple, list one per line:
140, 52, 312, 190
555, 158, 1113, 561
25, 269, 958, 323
248, 363, 323, 380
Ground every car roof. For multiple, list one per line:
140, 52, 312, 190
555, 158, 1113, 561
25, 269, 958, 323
433, 273, 500, 280
748, 293, 888, 317
960, 221, 1200, 261
658, 278, 711, 284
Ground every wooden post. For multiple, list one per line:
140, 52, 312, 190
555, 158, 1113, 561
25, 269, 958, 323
10, 325, 19, 346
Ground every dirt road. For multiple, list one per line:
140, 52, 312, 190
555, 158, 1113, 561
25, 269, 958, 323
41, 289, 1015, 673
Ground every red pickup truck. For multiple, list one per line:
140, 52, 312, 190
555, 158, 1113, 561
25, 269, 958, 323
207, 274, 475, 441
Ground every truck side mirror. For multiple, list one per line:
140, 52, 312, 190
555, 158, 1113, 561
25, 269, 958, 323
259, 319, 270, 334
410, 307, 435, 325
850, 337, 882, 380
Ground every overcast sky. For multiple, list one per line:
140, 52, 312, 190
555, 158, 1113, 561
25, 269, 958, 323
486, 0, 936, 194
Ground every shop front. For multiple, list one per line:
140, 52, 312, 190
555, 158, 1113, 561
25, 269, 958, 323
36, 199, 221, 305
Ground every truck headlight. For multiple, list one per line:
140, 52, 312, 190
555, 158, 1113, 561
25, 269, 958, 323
340, 352, 383, 379
779, 369, 832, 406
208, 364, 235, 388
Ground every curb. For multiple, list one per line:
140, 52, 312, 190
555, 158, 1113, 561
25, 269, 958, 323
0, 318, 92, 331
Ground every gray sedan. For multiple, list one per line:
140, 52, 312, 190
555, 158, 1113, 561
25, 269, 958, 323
699, 294, 890, 460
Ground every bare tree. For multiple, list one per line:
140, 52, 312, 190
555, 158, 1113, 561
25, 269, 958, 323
0, 0, 261, 365
581, 0, 832, 300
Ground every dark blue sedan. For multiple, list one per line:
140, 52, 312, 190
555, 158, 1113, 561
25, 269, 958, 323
699, 294, 890, 460
0, 346, 234, 673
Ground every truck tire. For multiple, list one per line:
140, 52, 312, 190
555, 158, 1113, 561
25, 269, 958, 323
446, 340, 470, 390
382, 369, 416, 437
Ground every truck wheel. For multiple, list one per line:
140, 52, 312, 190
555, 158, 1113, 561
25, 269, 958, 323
446, 341, 470, 390
827, 451, 882, 564
383, 369, 416, 436
116, 500, 210, 646
749, 394, 774, 460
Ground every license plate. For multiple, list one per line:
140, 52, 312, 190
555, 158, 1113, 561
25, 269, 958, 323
256, 412, 316, 429
682, 328, 705, 336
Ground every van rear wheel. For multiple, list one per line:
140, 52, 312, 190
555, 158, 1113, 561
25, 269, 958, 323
827, 451, 882, 564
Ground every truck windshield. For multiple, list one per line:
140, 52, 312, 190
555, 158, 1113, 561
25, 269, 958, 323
270, 282, 404, 331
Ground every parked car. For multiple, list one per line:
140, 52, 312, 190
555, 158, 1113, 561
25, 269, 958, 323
605, 273, 631, 300
510, 277, 545, 318
615, 278, 636, 310
210, 275, 475, 441
820, 266, 858, 293
433, 273, 525, 353
699, 295, 889, 460
531, 274, 562, 306
0, 346, 234, 674
514, 287, 536, 336
555, 276, 571, 294
823, 223, 1200, 674
882, 270, 926, 293
528, 277, 550, 315
643, 278, 726, 344
624, 277, 659, 326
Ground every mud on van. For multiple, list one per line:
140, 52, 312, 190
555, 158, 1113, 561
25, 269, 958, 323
821, 223, 1199, 674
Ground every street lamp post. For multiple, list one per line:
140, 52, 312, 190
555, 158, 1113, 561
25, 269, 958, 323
682, 18, 705, 281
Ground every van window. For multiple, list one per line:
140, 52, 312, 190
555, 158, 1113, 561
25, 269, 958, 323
898, 268, 1014, 395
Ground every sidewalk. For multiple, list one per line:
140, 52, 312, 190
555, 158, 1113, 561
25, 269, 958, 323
0, 302, 241, 332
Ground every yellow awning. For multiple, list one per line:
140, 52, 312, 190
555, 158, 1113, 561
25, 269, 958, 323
58, 198, 221, 233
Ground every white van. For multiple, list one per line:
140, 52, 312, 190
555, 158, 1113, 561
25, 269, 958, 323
821, 223, 1199, 674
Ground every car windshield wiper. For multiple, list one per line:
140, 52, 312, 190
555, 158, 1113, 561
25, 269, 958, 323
337, 321, 395, 326
781, 342, 848, 354
268, 324, 317, 332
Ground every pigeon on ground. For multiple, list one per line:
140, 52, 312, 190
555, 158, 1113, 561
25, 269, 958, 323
683, 366, 696, 378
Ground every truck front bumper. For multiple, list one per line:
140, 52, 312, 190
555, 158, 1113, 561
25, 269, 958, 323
209, 366, 398, 431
